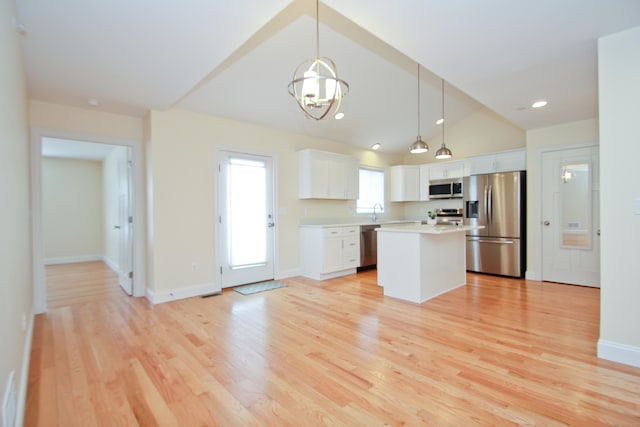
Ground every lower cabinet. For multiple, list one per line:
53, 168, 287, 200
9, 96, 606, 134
300, 226, 360, 280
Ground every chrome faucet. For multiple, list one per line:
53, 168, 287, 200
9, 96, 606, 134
371, 203, 383, 222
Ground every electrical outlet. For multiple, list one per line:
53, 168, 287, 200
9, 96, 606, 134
191, 262, 198, 272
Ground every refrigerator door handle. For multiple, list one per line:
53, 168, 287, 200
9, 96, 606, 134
470, 239, 515, 244
483, 185, 489, 224
487, 184, 493, 225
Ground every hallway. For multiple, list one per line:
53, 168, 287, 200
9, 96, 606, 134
45, 261, 125, 308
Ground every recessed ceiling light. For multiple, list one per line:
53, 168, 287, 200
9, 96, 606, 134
371, 143, 381, 150
531, 100, 548, 108
436, 118, 444, 125
334, 112, 345, 120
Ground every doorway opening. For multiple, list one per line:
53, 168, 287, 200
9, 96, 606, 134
41, 138, 133, 307
32, 132, 142, 312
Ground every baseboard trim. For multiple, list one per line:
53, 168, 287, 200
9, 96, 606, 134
44, 254, 103, 265
15, 310, 35, 427
597, 339, 640, 368
275, 268, 299, 280
300, 268, 357, 281
525, 270, 540, 281
146, 282, 221, 304
102, 256, 120, 274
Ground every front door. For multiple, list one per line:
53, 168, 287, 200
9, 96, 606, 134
218, 151, 275, 287
541, 146, 600, 287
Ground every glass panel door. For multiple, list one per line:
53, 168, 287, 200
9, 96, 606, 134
218, 151, 275, 287
227, 157, 267, 269
560, 162, 592, 249
541, 146, 600, 287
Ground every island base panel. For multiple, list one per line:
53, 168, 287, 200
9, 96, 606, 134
378, 231, 466, 303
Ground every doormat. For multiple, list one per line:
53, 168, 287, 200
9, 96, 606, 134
233, 281, 287, 295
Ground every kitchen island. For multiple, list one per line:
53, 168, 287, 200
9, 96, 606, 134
376, 224, 481, 304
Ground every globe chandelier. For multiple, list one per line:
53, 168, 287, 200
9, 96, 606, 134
288, 0, 349, 120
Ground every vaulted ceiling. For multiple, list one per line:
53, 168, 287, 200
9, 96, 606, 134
15, 0, 640, 153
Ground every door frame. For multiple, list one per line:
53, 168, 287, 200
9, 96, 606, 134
213, 146, 280, 288
31, 127, 146, 313
535, 140, 599, 284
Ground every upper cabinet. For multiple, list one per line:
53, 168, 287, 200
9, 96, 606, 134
390, 151, 525, 203
390, 160, 469, 202
427, 160, 469, 180
390, 165, 421, 202
298, 149, 359, 199
467, 149, 526, 175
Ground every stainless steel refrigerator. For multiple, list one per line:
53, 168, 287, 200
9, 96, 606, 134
463, 171, 526, 278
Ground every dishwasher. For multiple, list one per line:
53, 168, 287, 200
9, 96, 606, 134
358, 224, 380, 270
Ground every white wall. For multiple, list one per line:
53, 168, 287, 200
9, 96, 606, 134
0, 0, 34, 425
42, 157, 104, 262
30, 101, 144, 141
146, 108, 404, 295
525, 118, 599, 280
597, 26, 640, 367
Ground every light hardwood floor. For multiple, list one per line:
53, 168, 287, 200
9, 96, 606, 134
26, 269, 640, 426
45, 261, 125, 308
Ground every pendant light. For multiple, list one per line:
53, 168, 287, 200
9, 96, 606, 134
410, 64, 429, 154
435, 78, 453, 159
288, 0, 349, 121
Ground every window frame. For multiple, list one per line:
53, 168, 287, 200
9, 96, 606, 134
357, 166, 385, 214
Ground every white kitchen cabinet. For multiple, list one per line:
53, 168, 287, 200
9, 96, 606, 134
467, 149, 525, 175
419, 165, 431, 201
427, 160, 467, 180
298, 149, 359, 199
393, 161, 468, 202
390, 165, 421, 201
322, 229, 344, 273
300, 226, 361, 280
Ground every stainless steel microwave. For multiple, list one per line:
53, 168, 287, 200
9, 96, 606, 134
429, 178, 463, 199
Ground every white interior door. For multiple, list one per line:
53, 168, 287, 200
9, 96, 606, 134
541, 146, 600, 287
117, 147, 133, 294
218, 151, 275, 288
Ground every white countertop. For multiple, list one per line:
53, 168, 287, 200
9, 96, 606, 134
376, 224, 482, 234
299, 220, 420, 228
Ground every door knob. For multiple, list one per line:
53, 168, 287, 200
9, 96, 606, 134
543, 220, 550, 226
114, 225, 121, 229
